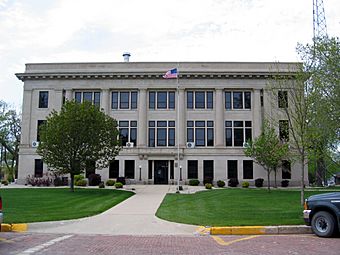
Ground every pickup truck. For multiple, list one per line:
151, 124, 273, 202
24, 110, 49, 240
303, 192, 340, 237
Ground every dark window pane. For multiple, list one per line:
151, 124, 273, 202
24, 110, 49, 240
234, 128, 244, 146
245, 92, 251, 109
85, 160, 96, 178
157, 121, 167, 127
225, 121, 232, 127
195, 91, 205, 108
207, 91, 213, 109
282, 160, 291, 179
225, 92, 231, 109
149, 128, 155, 147
148, 160, 153, 179
195, 128, 205, 146
119, 121, 129, 127
83, 92, 92, 103
130, 128, 137, 144
120, 92, 129, 109
170, 160, 174, 179
233, 92, 243, 109
131, 91, 138, 109
245, 121, 252, 127
234, 121, 243, 127
37, 120, 46, 142
243, 160, 253, 179
203, 160, 214, 182
188, 160, 198, 179
120, 128, 129, 146
112, 92, 118, 109
187, 128, 194, 142
187, 121, 194, 127
228, 160, 238, 179
149, 121, 155, 127
157, 92, 167, 109
226, 128, 232, 146
207, 121, 214, 127
279, 120, 289, 141
168, 92, 175, 109
124, 160, 135, 179
109, 160, 119, 178
39, 91, 49, 108
149, 92, 155, 109
168, 121, 175, 127
195, 121, 205, 127
207, 128, 214, 146
157, 128, 167, 146
168, 128, 175, 146
187, 91, 193, 109
278, 91, 288, 108
245, 128, 252, 142
34, 159, 43, 177
131, 121, 137, 127
75, 92, 82, 103
94, 92, 100, 107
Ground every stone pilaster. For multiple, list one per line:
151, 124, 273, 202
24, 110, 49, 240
215, 89, 224, 147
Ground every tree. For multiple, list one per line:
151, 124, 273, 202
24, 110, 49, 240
244, 121, 289, 191
0, 101, 21, 181
37, 101, 121, 192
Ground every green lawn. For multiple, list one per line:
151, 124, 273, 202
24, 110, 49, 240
0, 188, 134, 223
156, 188, 337, 226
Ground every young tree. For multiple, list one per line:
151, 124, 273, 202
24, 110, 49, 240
244, 121, 289, 191
0, 101, 21, 181
37, 101, 121, 192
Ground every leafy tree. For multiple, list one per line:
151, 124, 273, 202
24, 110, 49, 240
244, 121, 289, 191
37, 101, 121, 192
0, 101, 21, 181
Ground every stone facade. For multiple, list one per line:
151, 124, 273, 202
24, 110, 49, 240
15, 62, 308, 186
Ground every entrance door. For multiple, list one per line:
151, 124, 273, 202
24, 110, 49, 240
154, 160, 169, 184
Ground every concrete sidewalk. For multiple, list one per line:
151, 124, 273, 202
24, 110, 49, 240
27, 185, 198, 235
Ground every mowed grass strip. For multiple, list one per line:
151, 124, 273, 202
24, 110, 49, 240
0, 188, 134, 223
156, 189, 331, 226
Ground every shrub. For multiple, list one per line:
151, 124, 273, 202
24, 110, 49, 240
205, 183, 212, 189
217, 180, 226, 188
242, 181, 250, 188
228, 178, 239, 187
255, 178, 264, 188
203, 177, 213, 185
74, 175, 84, 183
53, 177, 63, 186
189, 179, 200, 186
1, 180, 9, 185
75, 179, 87, 186
26, 174, 52, 187
99, 182, 105, 188
116, 177, 126, 185
106, 179, 115, 186
88, 174, 101, 186
115, 182, 123, 189
281, 180, 289, 187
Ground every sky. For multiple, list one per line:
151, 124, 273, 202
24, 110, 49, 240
0, 0, 339, 109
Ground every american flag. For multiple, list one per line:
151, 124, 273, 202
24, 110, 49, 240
163, 68, 178, 79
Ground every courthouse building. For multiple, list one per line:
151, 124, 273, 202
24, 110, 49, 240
15, 61, 307, 186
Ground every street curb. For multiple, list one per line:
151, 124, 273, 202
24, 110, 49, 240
0, 223, 28, 232
210, 225, 312, 235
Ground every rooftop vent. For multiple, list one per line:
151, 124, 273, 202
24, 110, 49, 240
122, 52, 131, 62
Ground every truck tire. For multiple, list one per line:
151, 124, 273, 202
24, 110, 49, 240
311, 211, 335, 237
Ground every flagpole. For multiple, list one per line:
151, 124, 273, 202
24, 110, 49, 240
176, 63, 180, 191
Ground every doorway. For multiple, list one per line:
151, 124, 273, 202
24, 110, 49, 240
154, 160, 169, 184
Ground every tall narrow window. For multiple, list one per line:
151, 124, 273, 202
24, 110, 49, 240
234, 121, 244, 147
203, 160, 214, 183
34, 159, 43, 177
279, 120, 289, 141
157, 121, 167, 146
85, 160, 96, 178
37, 120, 46, 142
187, 91, 193, 109
187, 160, 198, 179
39, 91, 49, 108
243, 160, 253, 179
125, 160, 135, 179
120, 92, 129, 109
168, 92, 175, 109
233, 92, 243, 109
131, 92, 138, 109
244, 92, 251, 109
278, 91, 288, 108
109, 160, 119, 178
282, 160, 291, 179
149, 92, 155, 109
112, 92, 118, 109
148, 160, 153, 179
225, 92, 231, 109
228, 160, 238, 179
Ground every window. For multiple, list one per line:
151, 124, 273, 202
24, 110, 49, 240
148, 121, 175, 147
38, 91, 49, 108
125, 160, 135, 179
279, 120, 289, 141
187, 160, 198, 179
228, 160, 238, 179
148, 161, 153, 179
243, 160, 253, 179
203, 160, 214, 182
278, 91, 288, 108
282, 160, 291, 179
109, 160, 119, 178
119, 121, 137, 146
187, 121, 214, 147
37, 120, 46, 141
149, 91, 175, 110
85, 160, 96, 178
225, 91, 251, 110
225, 121, 252, 147
75, 91, 100, 107
111, 91, 138, 110
187, 91, 213, 109
34, 159, 43, 177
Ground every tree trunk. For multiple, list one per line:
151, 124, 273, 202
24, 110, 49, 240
267, 170, 271, 191
70, 172, 75, 192
300, 154, 305, 206
274, 167, 277, 188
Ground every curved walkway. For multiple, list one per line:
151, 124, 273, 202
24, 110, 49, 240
28, 185, 198, 235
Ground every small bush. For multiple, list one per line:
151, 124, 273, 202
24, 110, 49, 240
217, 180, 226, 188
189, 179, 200, 186
106, 179, 115, 186
242, 181, 250, 188
281, 180, 289, 187
88, 174, 101, 186
205, 183, 213, 189
75, 179, 87, 186
228, 178, 239, 187
203, 177, 213, 185
1, 180, 9, 185
74, 175, 84, 183
115, 182, 123, 189
116, 177, 126, 185
99, 182, 105, 188
255, 178, 264, 188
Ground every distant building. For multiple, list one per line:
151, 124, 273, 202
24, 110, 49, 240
15, 62, 307, 186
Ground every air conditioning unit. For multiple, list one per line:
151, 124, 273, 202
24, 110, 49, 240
32, 141, 40, 148
243, 142, 248, 148
126, 142, 134, 148
186, 142, 195, 148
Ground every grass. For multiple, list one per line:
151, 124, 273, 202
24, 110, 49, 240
0, 188, 134, 223
156, 188, 338, 226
